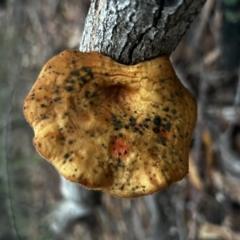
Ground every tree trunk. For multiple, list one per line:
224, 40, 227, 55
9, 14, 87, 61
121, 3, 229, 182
80, 0, 206, 64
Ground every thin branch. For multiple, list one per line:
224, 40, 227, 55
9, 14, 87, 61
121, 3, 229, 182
2, 57, 21, 240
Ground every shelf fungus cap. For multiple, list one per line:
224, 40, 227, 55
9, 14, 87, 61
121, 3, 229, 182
23, 50, 197, 198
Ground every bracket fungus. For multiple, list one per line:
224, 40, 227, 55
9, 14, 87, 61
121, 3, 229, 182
23, 50, 197, 198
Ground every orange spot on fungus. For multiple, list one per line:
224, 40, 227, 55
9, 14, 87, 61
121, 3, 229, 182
110, 138, 130, 159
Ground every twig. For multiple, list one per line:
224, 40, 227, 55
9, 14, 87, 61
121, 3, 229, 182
188, 60, 207, 240
0, 1, 31, 239
2, 49, 21, 240
174, 194, 187, 240
233, 67, 240, 109
187, 190, 202, 240
192, 0, 216, 48
132, 201, 146, 240
192, 62, 208, 164
144, 195, 161, 240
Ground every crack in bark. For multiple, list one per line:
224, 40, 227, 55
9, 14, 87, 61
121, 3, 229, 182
80, 0, 206, 64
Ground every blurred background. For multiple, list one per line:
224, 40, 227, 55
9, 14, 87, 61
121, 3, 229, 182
1, 0, 240, 239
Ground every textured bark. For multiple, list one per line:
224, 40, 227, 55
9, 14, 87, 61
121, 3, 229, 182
80, 0, 206, 64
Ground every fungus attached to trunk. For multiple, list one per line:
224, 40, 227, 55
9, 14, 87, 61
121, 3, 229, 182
23, 50, 197, 198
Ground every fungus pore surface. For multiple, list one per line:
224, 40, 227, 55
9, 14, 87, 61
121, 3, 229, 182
23, 50, 197, 198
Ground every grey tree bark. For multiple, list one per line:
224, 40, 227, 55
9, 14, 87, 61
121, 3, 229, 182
80, 0, 206, 64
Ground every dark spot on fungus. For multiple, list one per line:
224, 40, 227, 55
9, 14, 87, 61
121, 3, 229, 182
63, 112, 69, 117
132, 127, 139, 133
64, 153, 70, 159
129, 116, 136, 126
71, 70, 80, 76
54, 97, 61, 102
161, 138, 167, 146
79, 76, 87, 84
54, 85, 60, 94
65, 86, 74, 92
81, 67, 94, 79
153, 127, 160, 133
112, 115, 122, 130
59, 136, 65, 141
163, 122, 171, 131
40, 114, 47, 120
85, 90, 91, 98
153, 115, 161, 126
